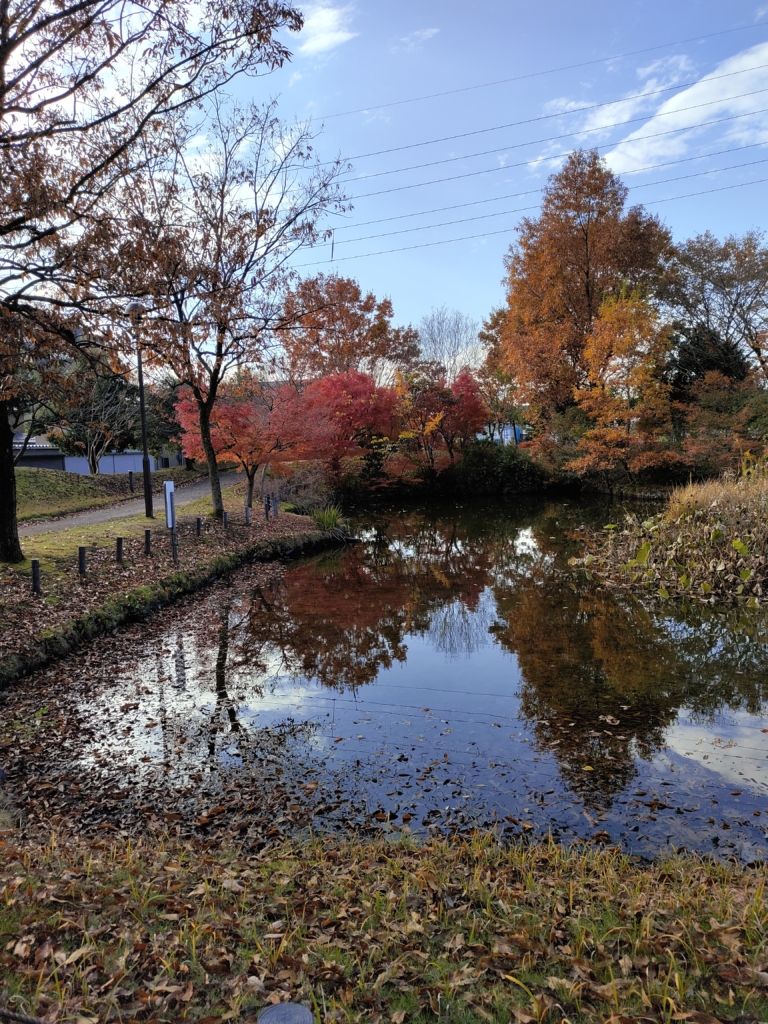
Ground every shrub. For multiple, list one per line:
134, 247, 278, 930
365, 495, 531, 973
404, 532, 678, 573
438, 440, 542, 495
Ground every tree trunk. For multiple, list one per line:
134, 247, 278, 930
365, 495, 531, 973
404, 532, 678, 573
195, 397, 223, 517
245, 467, 257, 508
259, 462, 269, 499
0, 403, 24, 563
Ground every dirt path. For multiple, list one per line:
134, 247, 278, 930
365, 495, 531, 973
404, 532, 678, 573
19, 471, 242, 536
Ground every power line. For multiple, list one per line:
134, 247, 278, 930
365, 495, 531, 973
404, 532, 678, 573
340, 103, 768, 202
332, 141, 768, 231
293, 174, 768, 268
337, 87, 768, 192
332, 156, 768, 247
341, 62, 768, 164
316, 23, 768, 121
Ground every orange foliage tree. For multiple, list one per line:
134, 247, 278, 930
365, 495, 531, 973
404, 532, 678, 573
176, 376, 302, 507
500, 149, 671, 438
396, 366, 488, 476
280, 274, 419, 379
567, 294, 681, 485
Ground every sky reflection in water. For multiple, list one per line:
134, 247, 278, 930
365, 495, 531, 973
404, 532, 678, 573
20, 499, 768, 859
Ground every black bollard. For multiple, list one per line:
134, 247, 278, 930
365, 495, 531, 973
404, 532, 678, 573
244, 505, 251, 526
222, 511, 228, 528
31, 559, 41, 597
171, 528, 178, 564
144, 529, 152, 556
78, 546, 87, 576
116, 537, 123, 563
264, 498, 270, 522
128, 470, 134, 493
196, 517, 202, 537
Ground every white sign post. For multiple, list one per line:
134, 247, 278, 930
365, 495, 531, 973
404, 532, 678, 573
164, 480, 176, 530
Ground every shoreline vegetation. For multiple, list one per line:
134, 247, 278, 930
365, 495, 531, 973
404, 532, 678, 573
570, 467, 768, 606
0, 831, 765, 1024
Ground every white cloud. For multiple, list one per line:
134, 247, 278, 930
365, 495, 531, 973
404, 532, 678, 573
756, 4, 768, 21
605, 42, 768, 173
297, 4, 358, 56
393, 27, 439, 53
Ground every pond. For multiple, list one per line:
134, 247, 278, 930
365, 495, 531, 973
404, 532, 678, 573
2, 498, 767, 860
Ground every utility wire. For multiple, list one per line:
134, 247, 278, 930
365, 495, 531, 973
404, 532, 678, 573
338, 103, 768, 201
338, 90, 768, 194
293, 174, 768, 267
332, 141, 768, 230
332, 156, 768, 246
340, 61, 768, 163
316, 23, 767, 121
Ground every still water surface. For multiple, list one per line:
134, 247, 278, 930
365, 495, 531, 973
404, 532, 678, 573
6, 499, 768, 859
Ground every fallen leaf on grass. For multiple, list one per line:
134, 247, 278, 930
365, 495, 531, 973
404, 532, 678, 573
391, 1011, 407, 1024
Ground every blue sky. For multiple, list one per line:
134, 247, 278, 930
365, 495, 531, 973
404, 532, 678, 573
241, 1, 768, 330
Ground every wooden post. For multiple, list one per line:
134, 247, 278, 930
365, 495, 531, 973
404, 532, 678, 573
171, 528, 178, 564
78, 546, 87, 576
144, 529, 152, 556
264, 498, 270, 522
196, 517, 202, 537
116, 537, 123, 563
31, 559, 41, 596
128, 470, 135, 492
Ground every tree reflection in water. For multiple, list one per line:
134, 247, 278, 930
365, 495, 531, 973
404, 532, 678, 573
209, 500, 768, 811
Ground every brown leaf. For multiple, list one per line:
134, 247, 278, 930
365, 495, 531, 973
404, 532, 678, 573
511, 1009, 536, 1024
391, 1011, 406, 1024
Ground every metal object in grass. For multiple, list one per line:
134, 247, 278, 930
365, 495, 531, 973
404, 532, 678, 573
196, 517, 202, 537
31, 560, 41, 596
223, 511, 229, 528
116, 537, 123, 563
257, 1003, 313, 1024
78, 546, 87, 576
144, 529, 152, 556
128, 470, 134, 493
171, 529, 179, 564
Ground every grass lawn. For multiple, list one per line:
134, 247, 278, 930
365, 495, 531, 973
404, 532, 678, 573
0, 831, 765, 1024
16, 465, 208, 522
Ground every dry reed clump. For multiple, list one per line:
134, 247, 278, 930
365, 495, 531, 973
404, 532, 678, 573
571, 465, 768, 606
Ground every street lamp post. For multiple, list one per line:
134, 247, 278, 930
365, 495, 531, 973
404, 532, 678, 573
126, 302, 153, 518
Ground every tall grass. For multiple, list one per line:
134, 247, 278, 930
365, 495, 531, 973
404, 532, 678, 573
311, 505, 344, 531
668, 453, 768, 526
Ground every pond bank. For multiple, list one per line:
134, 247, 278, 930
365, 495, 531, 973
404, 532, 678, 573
0, 829, 765, 1024
570, 473, 768, 607
0, 512, 348, 688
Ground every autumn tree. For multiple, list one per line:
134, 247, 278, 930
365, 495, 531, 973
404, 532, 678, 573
501, 149, 671, 421
567, 294, 680, 487
396, 365, 487, 476
477, 308, 521, 443
177, 376, 301, 507
0, 0, 303, 560
303, 370, 398, 480
280, 274, 419, 381
117, 101, 347, 517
